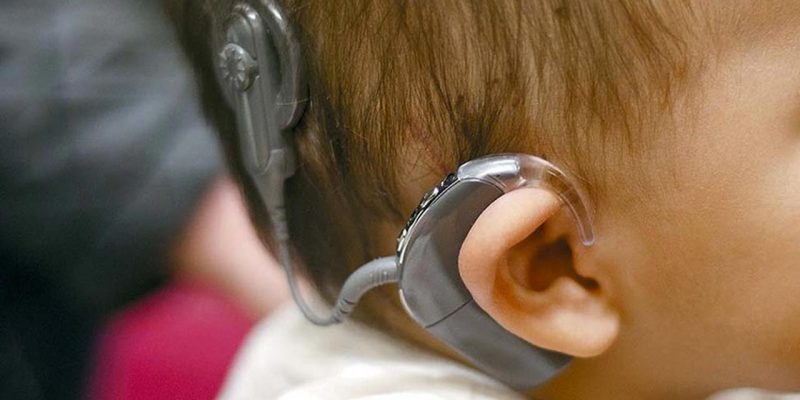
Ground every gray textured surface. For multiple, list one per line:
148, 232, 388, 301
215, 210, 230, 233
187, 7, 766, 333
0, 0, 222, 313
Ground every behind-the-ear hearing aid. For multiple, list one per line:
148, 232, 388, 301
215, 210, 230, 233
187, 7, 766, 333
216, 0, 596, 391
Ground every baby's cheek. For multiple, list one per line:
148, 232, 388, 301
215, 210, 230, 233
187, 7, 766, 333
703, 176, 800, 376
748, 160, 800, 366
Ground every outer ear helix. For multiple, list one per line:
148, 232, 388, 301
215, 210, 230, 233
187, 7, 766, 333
459, 185, 618, 358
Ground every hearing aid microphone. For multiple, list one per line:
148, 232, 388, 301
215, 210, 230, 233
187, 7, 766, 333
216, 0, 596, 390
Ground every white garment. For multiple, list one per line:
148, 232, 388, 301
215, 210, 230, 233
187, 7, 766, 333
219, 305, 800, 400
218, 305, 524, 400
708, 390, 800, 400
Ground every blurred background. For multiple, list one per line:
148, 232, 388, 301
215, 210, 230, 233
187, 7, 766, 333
0, 1, 289, 399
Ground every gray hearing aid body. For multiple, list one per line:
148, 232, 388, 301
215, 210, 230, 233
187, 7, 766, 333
216, 0, 596, 391
217, 0, 305, 220
396, 154, 594, 390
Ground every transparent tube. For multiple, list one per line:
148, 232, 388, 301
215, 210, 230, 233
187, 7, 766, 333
457, 154, 596, 246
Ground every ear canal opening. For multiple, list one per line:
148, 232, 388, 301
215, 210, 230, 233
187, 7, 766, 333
510, 235, 599, 293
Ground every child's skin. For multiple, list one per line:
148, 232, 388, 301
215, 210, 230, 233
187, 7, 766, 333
382, 3, 800, 399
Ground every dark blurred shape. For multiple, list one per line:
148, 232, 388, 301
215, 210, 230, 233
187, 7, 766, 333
0, 0, 222, 398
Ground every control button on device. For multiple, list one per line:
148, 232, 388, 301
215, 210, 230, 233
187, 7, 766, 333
419, 186, 439, 209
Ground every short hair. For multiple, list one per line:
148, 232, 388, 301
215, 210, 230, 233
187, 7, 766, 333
165, 0, 725, 336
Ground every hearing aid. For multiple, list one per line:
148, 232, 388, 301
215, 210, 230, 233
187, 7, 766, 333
215, 0, 596, 390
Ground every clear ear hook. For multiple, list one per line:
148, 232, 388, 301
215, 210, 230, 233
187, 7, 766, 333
457, 154, 596, 246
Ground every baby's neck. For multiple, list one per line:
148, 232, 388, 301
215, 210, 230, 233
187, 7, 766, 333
527, 365, 636, 400
527, 360, 717, 400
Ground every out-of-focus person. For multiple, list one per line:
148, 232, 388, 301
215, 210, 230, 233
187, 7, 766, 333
0, 1, 288, 399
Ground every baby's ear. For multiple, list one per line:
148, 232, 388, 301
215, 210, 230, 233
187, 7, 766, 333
459, 188, 619, 358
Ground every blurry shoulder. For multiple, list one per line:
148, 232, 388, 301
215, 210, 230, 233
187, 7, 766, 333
218, 304, 524, 400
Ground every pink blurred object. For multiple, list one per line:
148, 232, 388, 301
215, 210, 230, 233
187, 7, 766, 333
89, 281, 254, 400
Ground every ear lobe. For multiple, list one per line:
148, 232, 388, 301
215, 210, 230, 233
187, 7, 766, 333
459, 188, 619, 358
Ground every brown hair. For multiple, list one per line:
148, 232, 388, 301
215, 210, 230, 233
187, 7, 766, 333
165, 0, 719, 338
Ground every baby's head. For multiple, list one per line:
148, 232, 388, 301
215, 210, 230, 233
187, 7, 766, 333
168, 0, 800, 397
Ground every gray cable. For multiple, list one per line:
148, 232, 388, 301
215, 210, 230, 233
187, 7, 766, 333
272, 213, 398, 326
